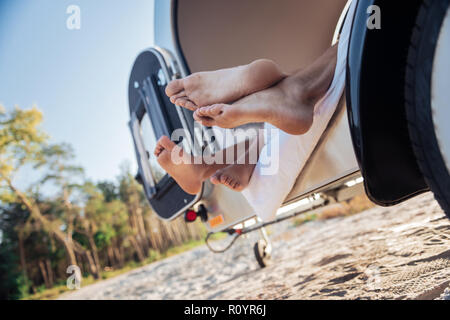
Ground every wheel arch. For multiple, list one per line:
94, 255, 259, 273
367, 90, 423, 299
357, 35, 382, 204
346, 0, 429, 206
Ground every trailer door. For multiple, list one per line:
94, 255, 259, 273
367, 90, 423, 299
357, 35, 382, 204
128, 48, 200, 220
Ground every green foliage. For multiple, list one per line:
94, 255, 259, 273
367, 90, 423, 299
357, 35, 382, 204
0, 106, 47, 203
94, 230, 114, 249
0, 106, 47, 170
37, 143, 84, 191
97, 181, 119, 202
16, 274, 32, 299
147, 249, 162, 262
0, 106, 207, 299
292, 213, 318, 227
0, 242, 24, 299
0, 202, 32, 299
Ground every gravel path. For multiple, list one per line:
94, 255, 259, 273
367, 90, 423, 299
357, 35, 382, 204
60, 193, 450, 300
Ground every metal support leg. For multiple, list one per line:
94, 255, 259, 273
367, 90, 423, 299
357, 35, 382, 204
259, 227, 272, 256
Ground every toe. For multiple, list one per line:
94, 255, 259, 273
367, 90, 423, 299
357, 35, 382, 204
198, 118, 216, 127
154, 145, 163, 156
166, 79, 184, 97
204, 104, 226, 117
194, 105, 224, 122
156, 148, 171, 167
170, 91, 187, 104
157, 135, 176, 152
184, 100, 197, 111
174, 97, 188, 107
219, 174, 227, 185
193, 112, 216, 127
193, 111, 202, 122
210, 172, 221, 185
217, 174, 239, 191
194, 107, 208, 117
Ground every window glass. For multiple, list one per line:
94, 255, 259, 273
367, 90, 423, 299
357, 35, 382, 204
140, 113, 166, 183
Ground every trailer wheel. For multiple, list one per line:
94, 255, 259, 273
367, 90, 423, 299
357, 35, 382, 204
405, 0, 450, 219
254, 240, 271, 268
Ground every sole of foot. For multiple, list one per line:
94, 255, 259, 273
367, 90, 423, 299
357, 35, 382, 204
154, 136, 203, 195
193, 76, 315, 135
165, 59, 285, 110
210, 163, 256, 192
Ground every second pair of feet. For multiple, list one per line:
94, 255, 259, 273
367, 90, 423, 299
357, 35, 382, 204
154, 136, 256, 195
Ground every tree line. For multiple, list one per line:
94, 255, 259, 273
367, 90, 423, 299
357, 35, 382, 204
0, 106, 205, 299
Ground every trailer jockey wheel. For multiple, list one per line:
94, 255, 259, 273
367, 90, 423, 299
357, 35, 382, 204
254, 239, 272, 268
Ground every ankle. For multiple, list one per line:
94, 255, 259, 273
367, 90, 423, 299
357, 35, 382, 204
291, 69, 331, 108
305, 58, 337, 105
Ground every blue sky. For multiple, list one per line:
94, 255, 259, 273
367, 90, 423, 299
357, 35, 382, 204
0, 0, 155, 184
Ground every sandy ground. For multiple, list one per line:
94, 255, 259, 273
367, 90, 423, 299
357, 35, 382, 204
60, 192, 450, 300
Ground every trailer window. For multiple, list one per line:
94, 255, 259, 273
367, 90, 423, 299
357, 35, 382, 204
140, 113, 166, 183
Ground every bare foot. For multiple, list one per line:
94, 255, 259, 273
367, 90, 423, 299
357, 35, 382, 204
165, 59, 285, 110
193, 45, 338, 135
210, 163, 256, 192
154, 136, 204, 195
154, 136, 232, 195
193, 76, 315, 135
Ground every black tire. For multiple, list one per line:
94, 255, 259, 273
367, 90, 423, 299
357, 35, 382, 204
405, 0, 450, 219
253, 240, 271, 268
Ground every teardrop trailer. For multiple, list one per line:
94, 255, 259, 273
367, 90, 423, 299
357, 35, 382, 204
128, 0, 450, 267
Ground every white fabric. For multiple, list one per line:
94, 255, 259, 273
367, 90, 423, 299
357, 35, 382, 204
242, 0, 357, 222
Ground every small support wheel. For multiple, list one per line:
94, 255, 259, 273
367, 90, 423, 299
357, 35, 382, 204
253, 239, 272, 268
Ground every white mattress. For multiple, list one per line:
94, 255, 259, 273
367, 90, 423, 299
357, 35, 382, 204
242, 0, 357, 221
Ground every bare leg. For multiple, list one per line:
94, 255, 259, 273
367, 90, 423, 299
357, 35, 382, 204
193, 45, 338, 135
165, 59, 286, 110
